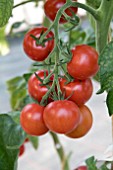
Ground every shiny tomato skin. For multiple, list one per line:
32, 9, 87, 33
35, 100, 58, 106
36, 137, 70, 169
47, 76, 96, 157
66, 105, 93, 138
44, 0, 78, 24
74, 166, 87, 170
20, 103, 48, 136
60, 78, 93, 106
67, 45, 99, 80
28, 70, 52, 103
23, 27, 54, 61
19, 144, 25, 157
43, 100, 81, 134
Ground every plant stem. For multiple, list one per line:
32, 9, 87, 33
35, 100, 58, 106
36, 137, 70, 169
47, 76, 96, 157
95, 0, 113, 53
13, 0, 41, 8
50, 132, 70, 170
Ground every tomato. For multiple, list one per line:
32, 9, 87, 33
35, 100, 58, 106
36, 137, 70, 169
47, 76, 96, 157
28, 70, 53, 103
60, 78, 93, 106
19, 144, 25, 157
20, 103, 48, 136
23, 27, 54, 61
24, 138, 29, 143
74, 166, 87, 170
66, 105, 93, 138
44, 0, 78, 24
67, 45, 99, 80
43, 100, 80, 134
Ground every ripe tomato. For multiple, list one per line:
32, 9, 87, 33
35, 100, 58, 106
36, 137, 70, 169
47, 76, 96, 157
28, 70, 53, 103
20, 103, 48, 136
24, 138, 29, 143
44, 0, 78, 24
23, 27, 54, 61
19, 144, 25, 157
67, 45, 99, 80
60, 78, 93, 106
66, 105, 93, 138
43, 100, 80, 134
74, 166, 87, 170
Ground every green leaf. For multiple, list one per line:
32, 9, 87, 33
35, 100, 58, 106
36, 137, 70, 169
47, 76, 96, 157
98, 41, 113, 93
28, 135, 39, 150
106, 90, 113, 116
100, 164, 109, 170
7, 76, 27, 110
10, 88, 27, 110
8, 111, 20, 124
7, 76, 26, 93
85, 156, 98, 170
23, 73, 32, 82
0, 0, 14, 27
18, 95, 38, 110
0, 114, 26, 170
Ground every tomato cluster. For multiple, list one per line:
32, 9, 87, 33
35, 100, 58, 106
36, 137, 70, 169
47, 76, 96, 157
21, 0, 99, 139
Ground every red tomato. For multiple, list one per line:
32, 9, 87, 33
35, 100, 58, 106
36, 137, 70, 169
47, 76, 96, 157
20, 103, 48, 136
66, 105, 93, 138
43, 100, 80, 134
60, 78, 93, 106
67, 45, 99, 80
28, 70, 53, 103
44, 0, 78, 24
23, 27, 54, 61
24, 138, 29, 143
19, 144, 25, 157
74, 166, 87, 170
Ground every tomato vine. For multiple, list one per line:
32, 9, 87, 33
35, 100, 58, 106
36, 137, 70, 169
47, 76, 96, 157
1, 0, 113, 170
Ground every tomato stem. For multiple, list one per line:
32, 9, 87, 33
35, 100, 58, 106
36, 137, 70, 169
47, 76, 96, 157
13, 0, 41, 8
40, 1, 100, 104
50, 132, 70, 170
95, 0, 113, 53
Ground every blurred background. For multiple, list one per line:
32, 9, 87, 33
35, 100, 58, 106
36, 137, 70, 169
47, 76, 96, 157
0, 0, 112, 169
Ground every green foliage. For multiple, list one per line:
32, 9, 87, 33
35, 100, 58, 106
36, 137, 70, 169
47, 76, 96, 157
0, 0, 14, 27
86, 156, 98, 170
28, 135, 39, 150
106, 90, 113, 116
97, 41, 113, 116
0, 114, 26, 170
98, 41, 113, 93
86, 156, 110, 170
8, 111, 20, 124
7, 76, 27, 110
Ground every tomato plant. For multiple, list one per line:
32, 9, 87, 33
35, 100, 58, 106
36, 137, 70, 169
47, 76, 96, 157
23, 27, 54, 61
66, 105, 93, 138
43, 100, 80, 134
60, 78, 93, 106
1, 0, 113, 170
20, 103, 48, 136
44, 0, 78, 23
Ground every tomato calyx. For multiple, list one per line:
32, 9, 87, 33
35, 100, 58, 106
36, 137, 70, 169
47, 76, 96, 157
30, 31, 54, 47
63, 10, 80, 31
